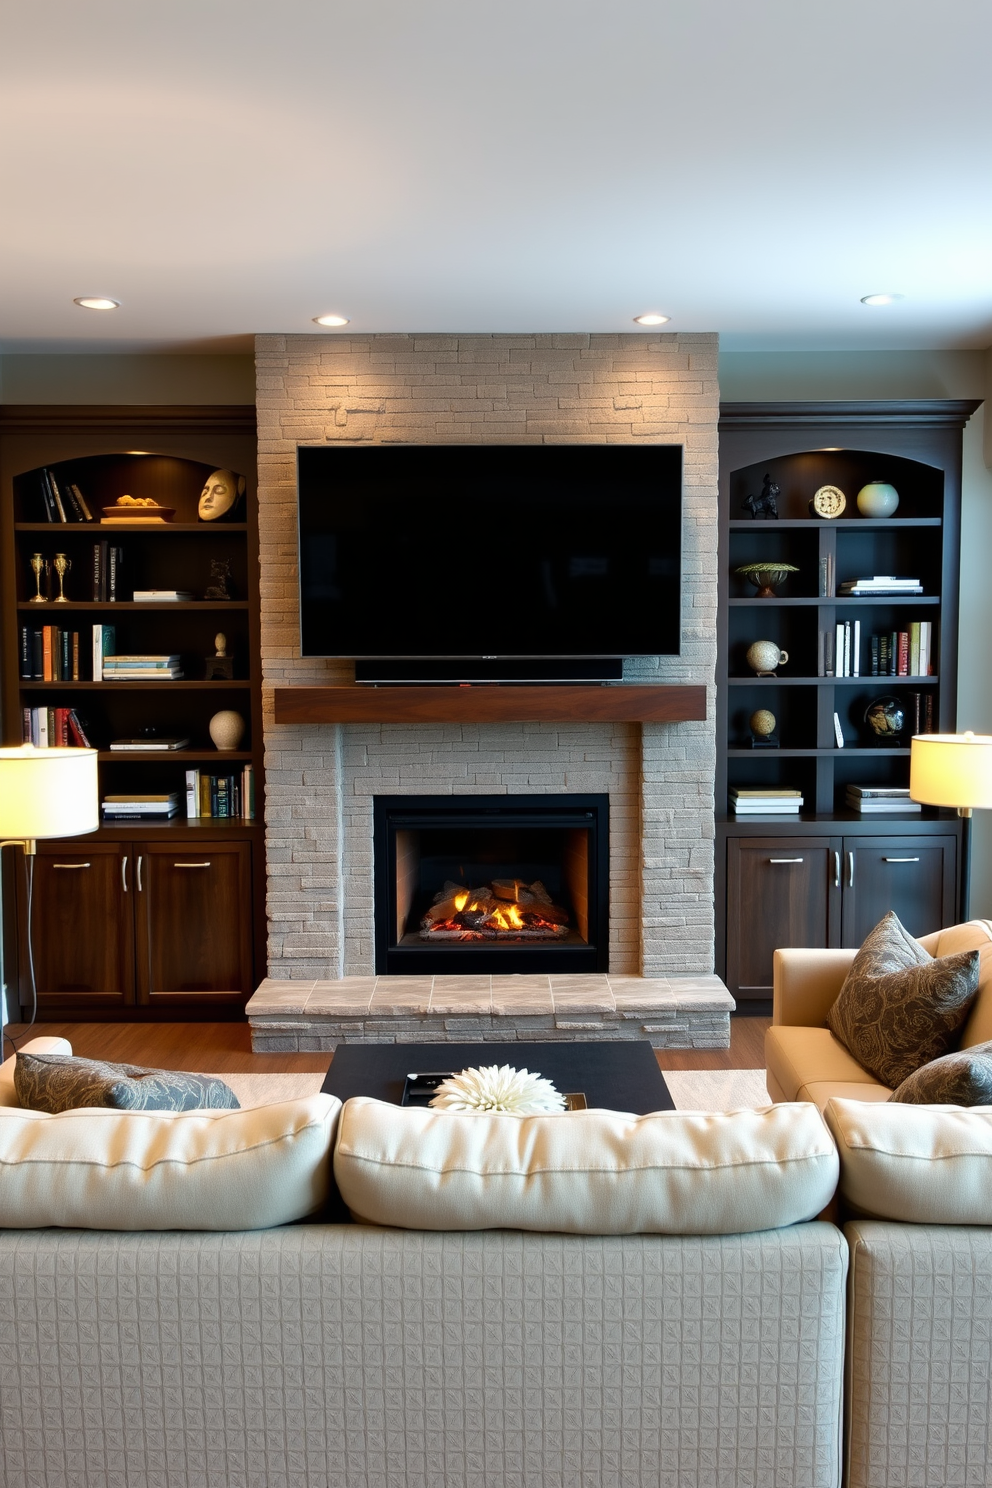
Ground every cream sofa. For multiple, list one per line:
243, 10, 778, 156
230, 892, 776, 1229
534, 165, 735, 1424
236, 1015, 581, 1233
765, 918, 992, 1108
0, 1038, 848, 1488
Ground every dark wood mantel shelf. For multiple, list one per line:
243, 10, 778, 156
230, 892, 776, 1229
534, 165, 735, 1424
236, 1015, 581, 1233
273, 685, 707, 726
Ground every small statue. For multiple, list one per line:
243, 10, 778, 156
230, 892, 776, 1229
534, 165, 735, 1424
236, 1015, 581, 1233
742, 474, 780, 519
198, 469, 246, 523
204, 558, 234, 600
204, 631, 234, 680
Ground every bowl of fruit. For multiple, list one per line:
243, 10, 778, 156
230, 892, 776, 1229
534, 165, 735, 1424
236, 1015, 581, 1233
101, 496, 175, 523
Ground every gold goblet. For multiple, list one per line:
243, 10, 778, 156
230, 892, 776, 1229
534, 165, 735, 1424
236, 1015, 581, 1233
29, 553, 48, 603
53, 552, 71, 603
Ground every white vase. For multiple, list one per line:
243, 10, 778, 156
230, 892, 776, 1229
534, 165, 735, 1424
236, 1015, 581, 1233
209, 710, 245, 751
857, 481, 900, 517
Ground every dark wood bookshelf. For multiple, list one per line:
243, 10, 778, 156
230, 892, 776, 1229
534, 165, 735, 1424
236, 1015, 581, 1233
715, 399, 979, 999
0, 406, 264, 1019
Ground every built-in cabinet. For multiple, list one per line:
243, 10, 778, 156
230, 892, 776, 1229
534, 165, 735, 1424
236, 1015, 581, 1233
0, 407, 264, 1019
717, 401, 979, 999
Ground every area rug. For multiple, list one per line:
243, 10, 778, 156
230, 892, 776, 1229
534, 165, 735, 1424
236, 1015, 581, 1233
214, 1068, 770, 1112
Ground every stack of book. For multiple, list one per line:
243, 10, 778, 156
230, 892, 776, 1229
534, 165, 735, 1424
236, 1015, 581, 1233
132, 589, 194, 602
730, 788, 803, 815
837, 575, 924, 597
101, 654, 184, 680
845, 785, 922, 814
102, 792, 181, 820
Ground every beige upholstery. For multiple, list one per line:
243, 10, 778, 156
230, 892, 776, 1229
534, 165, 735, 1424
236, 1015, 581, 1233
0, 1223, 849, 1488
0, 1036, 72, 1106
845, 1222, 992, 1488
767, 920, 992, 1108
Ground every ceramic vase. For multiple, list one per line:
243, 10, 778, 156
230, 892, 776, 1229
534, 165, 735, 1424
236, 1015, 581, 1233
857, 480, 899, 517
209, 710, 246, 751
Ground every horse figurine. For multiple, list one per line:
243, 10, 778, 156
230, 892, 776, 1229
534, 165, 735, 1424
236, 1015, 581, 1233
742, 474, 780, 519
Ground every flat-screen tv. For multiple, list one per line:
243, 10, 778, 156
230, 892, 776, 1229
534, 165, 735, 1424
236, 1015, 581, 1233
297, 444, 682, 665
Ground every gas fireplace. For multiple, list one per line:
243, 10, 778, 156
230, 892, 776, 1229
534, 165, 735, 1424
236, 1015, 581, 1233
373, 794, 609, 974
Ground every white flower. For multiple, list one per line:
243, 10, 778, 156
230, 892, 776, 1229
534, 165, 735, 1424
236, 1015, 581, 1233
429, 1063, 566, 1114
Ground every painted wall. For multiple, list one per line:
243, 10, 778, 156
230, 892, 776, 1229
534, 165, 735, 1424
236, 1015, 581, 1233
0, 354, 255, 404
721, 349, 992, 918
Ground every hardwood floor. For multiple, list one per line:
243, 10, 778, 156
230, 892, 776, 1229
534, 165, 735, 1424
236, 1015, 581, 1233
2, 1013, 770, 1074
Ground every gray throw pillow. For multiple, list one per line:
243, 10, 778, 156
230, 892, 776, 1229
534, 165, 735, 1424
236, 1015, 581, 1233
826, 911, 980, 1089
890, 1041, 992, 1105
14, 1052, 240, 1113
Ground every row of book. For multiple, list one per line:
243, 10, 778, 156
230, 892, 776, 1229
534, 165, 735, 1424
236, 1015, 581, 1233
185, 766, 255, 820
817, 620, 935, 678
19, 625, 81, 681
22, 706, 92, 748
35, 468, 96, 523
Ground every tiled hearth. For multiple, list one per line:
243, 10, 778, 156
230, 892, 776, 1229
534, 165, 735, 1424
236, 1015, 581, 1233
247, 973, 734, 1052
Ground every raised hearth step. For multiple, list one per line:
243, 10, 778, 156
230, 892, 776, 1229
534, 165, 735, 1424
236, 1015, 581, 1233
247, 974, 734, 1053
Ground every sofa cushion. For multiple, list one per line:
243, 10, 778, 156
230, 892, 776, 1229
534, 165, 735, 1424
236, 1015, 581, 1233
14, 1051, 239, 1112
890, 1040, 992, 1106
824, 1097, 992, 1223
0, 1094, 341, 1230
765, 1025, 890, 1106
333, 1097, 839, 1234
826, 911, 980, 1087
0, 1036, 72, 1107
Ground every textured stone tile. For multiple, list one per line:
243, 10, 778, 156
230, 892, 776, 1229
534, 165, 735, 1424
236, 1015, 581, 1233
367, 979, 432, 1014
246, 980, 315, 1014
308, 978, 376, 1014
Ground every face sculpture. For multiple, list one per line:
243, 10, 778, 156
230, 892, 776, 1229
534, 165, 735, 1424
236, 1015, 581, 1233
198, 469, 244, 522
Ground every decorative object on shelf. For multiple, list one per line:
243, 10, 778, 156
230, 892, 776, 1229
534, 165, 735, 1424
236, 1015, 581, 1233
745, 640, 789, 676
198, 469, 246, 523
833, 711, 846, 748
428, 1064, 566, 1114
734, 562, 799, 598
749, 708, 779, 748
205, 632, 235, 680
810, 485, 847, 518
53, 552, 71, 603
857, 480, 900, 518
204, 557, 234, 600
208, 709, 246, 751
865, 695, 906, 743
29, 552, 48, 603
911, 731, 992, 919
741, 474, 780, 519
101, 496, 174, 524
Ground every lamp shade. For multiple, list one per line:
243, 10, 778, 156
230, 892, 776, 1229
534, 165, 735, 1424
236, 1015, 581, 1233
910, 732, 992, 810
0, 745, 99, 840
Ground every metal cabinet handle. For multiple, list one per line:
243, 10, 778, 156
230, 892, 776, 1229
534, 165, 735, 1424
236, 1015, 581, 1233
137, 855, 143, 892
174, 861, 212, 868
769, 857, 804, 863
121, 855, 128, 893
883, 856, 920, 863
847, 851, 854, 889
53, 863, 90, 869
833, 851, 841, 888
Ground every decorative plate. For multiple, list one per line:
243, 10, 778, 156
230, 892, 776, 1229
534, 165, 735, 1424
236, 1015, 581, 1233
810, 485, 846, 518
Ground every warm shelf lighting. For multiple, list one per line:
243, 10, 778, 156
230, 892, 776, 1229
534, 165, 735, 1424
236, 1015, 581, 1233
313, 314, 350, 327
860, 293, 904, 306
73, 297, 120, 311
634, 313, 670, 326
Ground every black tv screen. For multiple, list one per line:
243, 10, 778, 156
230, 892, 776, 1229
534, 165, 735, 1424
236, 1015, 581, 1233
297, 444, 682, 659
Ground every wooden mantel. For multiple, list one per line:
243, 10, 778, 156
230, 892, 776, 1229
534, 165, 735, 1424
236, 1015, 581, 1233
273, 684, 707, 726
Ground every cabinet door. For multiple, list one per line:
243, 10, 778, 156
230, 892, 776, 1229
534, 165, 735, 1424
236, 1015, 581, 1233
841, 835, 957, 947
16, 841, 135, 1008
726, 837, 841, 997
133, 841, 253, 1004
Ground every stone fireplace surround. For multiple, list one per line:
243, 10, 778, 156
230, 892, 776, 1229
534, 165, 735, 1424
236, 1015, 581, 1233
249, 331, 725, 1048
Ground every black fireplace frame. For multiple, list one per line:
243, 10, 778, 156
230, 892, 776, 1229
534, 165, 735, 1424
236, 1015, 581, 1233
373, 793, 610, 975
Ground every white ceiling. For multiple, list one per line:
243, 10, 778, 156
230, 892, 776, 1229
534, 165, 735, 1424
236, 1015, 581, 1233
2, 0, 991, 355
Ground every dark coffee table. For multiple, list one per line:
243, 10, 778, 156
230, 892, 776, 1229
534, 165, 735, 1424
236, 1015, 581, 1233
322, 1040, 674, 1115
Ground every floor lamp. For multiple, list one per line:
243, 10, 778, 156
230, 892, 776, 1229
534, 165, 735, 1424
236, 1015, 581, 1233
910, 731, 992, 922
0, 745, 99, 1056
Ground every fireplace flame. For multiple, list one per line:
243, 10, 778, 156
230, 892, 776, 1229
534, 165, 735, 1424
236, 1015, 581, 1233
453, 891, 469, 912
420, 878, 569, 941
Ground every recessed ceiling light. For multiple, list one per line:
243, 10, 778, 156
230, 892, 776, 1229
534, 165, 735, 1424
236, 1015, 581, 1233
73, 296, 120, 311
313, 313, 350, 327
634, 313, 670, 326
860, 293, 905, 306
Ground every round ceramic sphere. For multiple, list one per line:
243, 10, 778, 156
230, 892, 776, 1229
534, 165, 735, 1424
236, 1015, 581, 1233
857, 480, 900, 518
864, 696, 905, 739
208, 709, 246, 751
750, 708, 777, 738
745, 639, 788, 675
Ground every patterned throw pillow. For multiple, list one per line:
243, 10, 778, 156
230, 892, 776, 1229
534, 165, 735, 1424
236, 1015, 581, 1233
14, 1052, 240, 1113
826, 911, 980, 1089
890, 1041, 992, 1105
